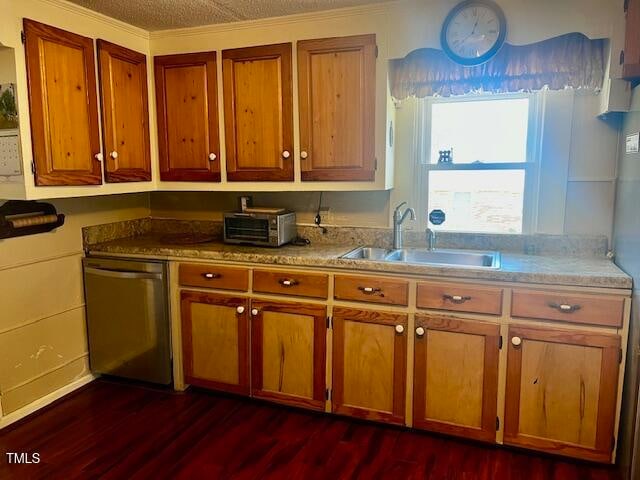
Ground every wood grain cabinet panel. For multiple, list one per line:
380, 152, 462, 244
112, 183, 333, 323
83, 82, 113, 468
332, 307, 407, 424
23, 19, 102, 186
250, 300, 326, 410
417, 281, 503, 315
504, 325, 620, 462
155, 52, 220, 182
252, 269, 328, 299
298, 35, 376, 181
223, 44, 293, 181
178, 263, 249, 291
511, 289, 624, 328
413, 315, 500, 443
181, 291, 249, 395
97, 40, 151, 183
334, 274, 408, 306
624, 0, 640, 79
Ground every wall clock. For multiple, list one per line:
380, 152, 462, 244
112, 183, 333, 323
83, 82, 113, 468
440, 0, 507, 66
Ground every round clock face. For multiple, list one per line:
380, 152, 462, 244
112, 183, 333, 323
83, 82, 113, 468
441, 0, 507, 65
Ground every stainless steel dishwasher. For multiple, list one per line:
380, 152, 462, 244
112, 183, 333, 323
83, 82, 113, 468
83, 257, 172, 385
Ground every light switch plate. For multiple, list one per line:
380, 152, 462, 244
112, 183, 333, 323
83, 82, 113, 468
626, 132, 640, 154
0, 129, 22, 176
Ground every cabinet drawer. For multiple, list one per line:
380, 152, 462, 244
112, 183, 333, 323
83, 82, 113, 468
511, 290, 624, 327
334, 275, 408, 306
179, 263, 249, 291
253, 270, 328, 299
417, 281, 502, 315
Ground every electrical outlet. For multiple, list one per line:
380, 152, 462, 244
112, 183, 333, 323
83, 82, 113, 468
319, 206, 333, 225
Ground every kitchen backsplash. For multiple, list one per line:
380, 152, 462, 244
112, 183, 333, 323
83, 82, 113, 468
83, 217, 609, 258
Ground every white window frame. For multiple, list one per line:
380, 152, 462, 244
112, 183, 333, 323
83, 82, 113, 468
415, 92, 543, 234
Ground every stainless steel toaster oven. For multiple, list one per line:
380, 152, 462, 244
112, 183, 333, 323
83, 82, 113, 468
223, 210, 296, 247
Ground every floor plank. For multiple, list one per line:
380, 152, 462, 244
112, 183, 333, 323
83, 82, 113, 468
0, 380, 622, 480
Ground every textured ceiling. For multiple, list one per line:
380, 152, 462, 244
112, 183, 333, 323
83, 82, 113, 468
68, 0, 388, 31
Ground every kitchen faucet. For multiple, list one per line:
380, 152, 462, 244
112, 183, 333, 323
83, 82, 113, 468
393, 202, 415, 249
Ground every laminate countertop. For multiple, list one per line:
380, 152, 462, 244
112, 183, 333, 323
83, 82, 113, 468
87, 235, 632, 290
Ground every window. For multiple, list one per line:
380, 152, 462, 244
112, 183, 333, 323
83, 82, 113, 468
423, 95, 537, 234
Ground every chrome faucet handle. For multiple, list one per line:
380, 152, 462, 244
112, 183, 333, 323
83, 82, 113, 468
394, 202, 408, 219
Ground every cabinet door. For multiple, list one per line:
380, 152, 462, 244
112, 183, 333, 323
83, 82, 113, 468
250, 300, 326, 410
181, 291, 249, 394
413, 315, 500, 442
97, 40, 151, 183
624, 0, 640, 79
23, 19, 101, 186
222, 44, 293, 181
332, 307, 407, 424
155, 52, 220, 182
504, 325, 620, 462
298, 35, 376, 181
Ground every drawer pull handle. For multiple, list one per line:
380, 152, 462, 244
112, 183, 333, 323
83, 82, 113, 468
415, 326, 425, 337
358, 286, 384, 297
511, 336, 522, 347
202, 272, 221, 279
548, 302, 581, 313
395, 324, 405, 334
443, 294, 471, 304
279, 279, 299, 287
236, 306, 245, 314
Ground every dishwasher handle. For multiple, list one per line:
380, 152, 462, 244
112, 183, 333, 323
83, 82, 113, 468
84, 266, 163, 281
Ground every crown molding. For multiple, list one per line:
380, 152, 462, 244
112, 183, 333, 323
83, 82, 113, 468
36, 0, 150, 40
149, 0, 401, 39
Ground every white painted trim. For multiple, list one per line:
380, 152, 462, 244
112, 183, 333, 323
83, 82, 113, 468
149, 1, 397, 38
36, 0, 150, 39
0, 374, 95, 430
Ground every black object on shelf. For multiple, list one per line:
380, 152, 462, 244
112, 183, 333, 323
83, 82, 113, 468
0, 200, 65, 239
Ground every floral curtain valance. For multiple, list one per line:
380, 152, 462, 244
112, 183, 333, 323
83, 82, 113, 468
389, 33, 605, 99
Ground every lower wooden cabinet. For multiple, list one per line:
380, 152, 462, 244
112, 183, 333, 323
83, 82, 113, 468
180, 291, 249, 394
250, 300, 327, 410
504, 325, 621, 462
332, 307, 407, 424
413, 315, 500, 442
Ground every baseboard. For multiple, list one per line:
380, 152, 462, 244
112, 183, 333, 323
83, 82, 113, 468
0, 374, 96, 430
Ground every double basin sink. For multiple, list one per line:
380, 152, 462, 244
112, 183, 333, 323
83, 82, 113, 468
340, 247, 501, 269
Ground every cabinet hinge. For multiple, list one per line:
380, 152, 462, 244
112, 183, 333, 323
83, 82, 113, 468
496, 416, 500, 431
374, 158, 378, 170
30, 160, 36, 175
624, 0, 630, 13
612, 435, 617, 451
375, 45, 379, 58
620, 49, 625, 65
326, 388, 332, 401
619, 348, 624, 364
21, 31, 26, 44
326, 316, 332, 329
498, 336, 503, 350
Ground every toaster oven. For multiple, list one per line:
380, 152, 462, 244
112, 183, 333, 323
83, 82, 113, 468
223, 211, 296, 247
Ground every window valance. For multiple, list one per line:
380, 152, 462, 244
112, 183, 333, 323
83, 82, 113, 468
389, 33, 605, 99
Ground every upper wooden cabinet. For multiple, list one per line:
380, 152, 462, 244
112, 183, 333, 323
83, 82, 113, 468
23, 19, 102, 186
504, 325, 620, 462
298, 35, 376, 181
222, 43, 294, 181
332, 307, 407, 425
155, 52, 220, 182
97, 40, 151, 183
624, 0, 640, 79
413, 315, 500, 443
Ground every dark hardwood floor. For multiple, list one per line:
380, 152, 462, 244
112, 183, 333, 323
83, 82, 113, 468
0, 380, 622, 480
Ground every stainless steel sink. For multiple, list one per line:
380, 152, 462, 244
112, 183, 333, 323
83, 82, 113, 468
385, 248, 500, 269
340, 246, 500, 269
340, 247, 391, 260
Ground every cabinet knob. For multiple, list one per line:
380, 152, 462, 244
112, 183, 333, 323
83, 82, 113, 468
110, 151, 118, 159
251, 308, 259, 316
300, 151, 308, 159
395, 324, 405, 334
236, 306, 245, 314
511, 336, 522, 347
282, 150, 290, 159
415, 326, 425, 337
94, 153, 103, 162
209, 153, 217, 161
